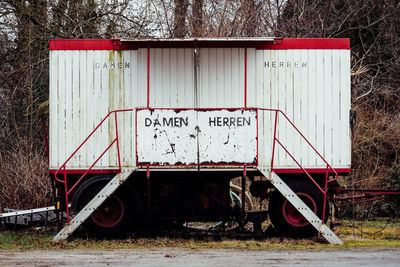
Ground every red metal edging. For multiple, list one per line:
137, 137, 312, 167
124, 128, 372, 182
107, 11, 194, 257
49, 38, 350, 50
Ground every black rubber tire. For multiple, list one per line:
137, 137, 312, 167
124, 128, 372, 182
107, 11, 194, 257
76, 177, 134, 237
268, 179, 329, 237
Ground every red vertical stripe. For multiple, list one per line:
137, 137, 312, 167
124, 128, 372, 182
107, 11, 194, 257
244, 48, 247, 108
147, 48, 150, 108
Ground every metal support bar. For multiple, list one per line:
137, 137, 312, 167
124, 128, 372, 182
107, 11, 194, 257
258, 168, 343, 245
0, 206, 58, 219
53, 170, 134, 241
146, 166, 151, 219
242, 167, 246, 219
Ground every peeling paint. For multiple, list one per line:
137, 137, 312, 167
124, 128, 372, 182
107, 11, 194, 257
137, 109, 257, 166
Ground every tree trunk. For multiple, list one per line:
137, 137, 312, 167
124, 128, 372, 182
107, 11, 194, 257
174, 0, 189, 37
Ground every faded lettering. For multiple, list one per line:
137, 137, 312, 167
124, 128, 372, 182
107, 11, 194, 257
95, 62, 131, 69
209, 117, 251, 127
145, 117, 189, 127
264, 61, 308, 68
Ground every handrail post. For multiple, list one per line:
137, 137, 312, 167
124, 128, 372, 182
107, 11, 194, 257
115, 112, 122, 172
270, 110, 278, 170
63, 166, 70, 225
322, 164, 329, 223
242, 167, 247, 219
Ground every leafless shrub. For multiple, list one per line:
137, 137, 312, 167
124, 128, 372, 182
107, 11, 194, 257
0, 139, 51, 211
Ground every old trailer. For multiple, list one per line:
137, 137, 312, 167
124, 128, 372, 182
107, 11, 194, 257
49, 38, 351, 244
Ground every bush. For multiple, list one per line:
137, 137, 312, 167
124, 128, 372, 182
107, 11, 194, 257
0, 140, 52, 211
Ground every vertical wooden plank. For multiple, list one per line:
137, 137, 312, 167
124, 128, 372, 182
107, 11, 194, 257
262, 50, 271, 167
209, 48, 217, 108
269, 50, 279, 166
170, 48, 178, 107
152, 48, 162, 107
231, 48, 240, 107
307, 50, 317, 166
85, 51, 94, 168
64, 51, 73, 167
198, 48, 206, 107
246, 48, 256, 108
184, 48, 194, 107
332, 50, 341, 166
224, 48, 232, 107
71, 50, 79, 167
215, 48, 224, 108
49, 51, 58, 168
289, 49, 299, 167
341, 50, 351, 167
130, 50, 139, 166
300, 50, 309, 167
58, 50, 65, 168
162, 49, 170, 107
278, 50, 287, 166
176, 48, 185, 107
92, 50, 102, 165
77, 51, 86, 167
315, 50, 324, 166
103, 50, 111, 167
138, 48, 147, 108
324, 50, 333, 165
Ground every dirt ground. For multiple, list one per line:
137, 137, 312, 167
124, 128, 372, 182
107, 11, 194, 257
1, 248, 400, 266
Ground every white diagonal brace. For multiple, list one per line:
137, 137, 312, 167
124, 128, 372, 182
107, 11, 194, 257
258, 168, 343, 245
53, 170, 133, 241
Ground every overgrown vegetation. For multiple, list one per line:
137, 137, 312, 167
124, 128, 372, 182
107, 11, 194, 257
0, 1, 399, 218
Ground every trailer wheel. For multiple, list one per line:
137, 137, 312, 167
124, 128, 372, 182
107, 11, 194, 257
268, 180, 329, 237
76, 176, 133, 237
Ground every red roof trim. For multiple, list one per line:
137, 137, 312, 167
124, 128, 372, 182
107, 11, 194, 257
50, 38, 350, 50
256, 38, 350, 50
49, 39, 139, 50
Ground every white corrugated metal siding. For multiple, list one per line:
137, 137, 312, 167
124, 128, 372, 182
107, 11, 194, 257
247, 49, 351, 169
49, 49, 147, 169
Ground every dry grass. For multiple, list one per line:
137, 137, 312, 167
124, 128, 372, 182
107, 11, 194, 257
351, 108, 400, 190
0, 219, 399, 250
0, 139, 52, 211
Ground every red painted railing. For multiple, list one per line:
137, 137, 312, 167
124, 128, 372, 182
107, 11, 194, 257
259, 108, 338, 223
54, 109, 133, 224
55, 107, 337, 225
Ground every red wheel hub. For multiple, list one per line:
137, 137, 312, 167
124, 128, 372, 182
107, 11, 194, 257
91, 195, 124, 228
282, 193, 317, 227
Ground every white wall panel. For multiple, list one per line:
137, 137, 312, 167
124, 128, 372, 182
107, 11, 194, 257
49, 50, 146, 170
248, 49, 351, 169
198, 48, 245, 108
149, 48, 194, 108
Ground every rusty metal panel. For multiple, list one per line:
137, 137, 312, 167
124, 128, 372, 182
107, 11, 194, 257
136, 109, 257, 166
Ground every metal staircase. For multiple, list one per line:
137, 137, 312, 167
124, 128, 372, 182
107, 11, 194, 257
258, 168, 343, 244
53, 170, 134, 241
